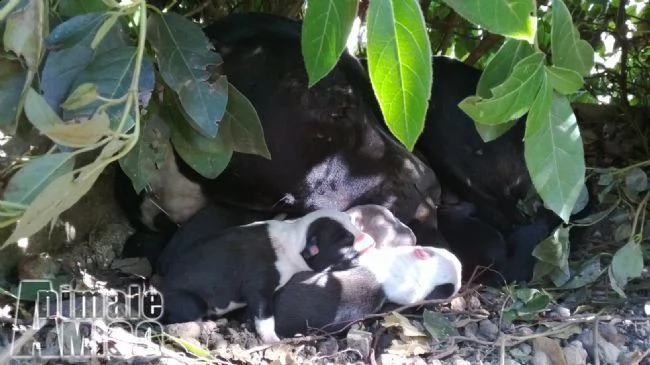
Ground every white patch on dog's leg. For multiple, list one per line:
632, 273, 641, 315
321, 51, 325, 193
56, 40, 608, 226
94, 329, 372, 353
255, 316, 281, 344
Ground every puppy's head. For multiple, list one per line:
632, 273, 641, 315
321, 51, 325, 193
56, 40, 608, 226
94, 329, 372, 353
298, 209, 376, 271
346, 204, 417, 248
369, 245, 462, 305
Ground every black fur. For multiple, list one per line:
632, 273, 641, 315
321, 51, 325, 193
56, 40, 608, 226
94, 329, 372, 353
114, 12, 443, 258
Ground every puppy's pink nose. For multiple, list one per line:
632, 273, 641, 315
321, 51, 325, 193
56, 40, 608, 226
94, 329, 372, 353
353, 232, 376, 254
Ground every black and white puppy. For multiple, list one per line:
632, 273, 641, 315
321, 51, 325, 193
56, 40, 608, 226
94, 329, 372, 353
273, 245, 462, 337
152, 208, 375, 344
346, 204, 417, 248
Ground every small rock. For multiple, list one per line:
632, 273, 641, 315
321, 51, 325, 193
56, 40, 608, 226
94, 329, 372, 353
464, 321, 478, 338
563, 341, 587, 365
504, 359, 521, 365
554, 305, 571, 318
165, 321, 201, 340
644, 301, 650, 316
578, 328, 621, 365
468, 295, 481, 309
509, 343, 532, 362
317, 338, 339, 356
532, 352, 551, 365
599, 322, 626, 346
451, 356, 471, 365
346, 329, 372, 359
450, 297, 467, 311
478, 319, 499, 341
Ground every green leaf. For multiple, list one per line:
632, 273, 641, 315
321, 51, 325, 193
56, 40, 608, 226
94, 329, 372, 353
0, 59, 27, 128
474, 119, 518, 143
532, 225, 570, 267
3, 165, 104, 247
61, 83, 99, 111
301, 0, 359, 87
3, 0, 47, 70
147, 11, 227, 138
163, 94, 233, 179
169, 121, 233, 179
24, 87, 63, 131
532, 225, 571, 283
551, 0, 594, 76
45, 12, 107, 49
42, 12, 126, 115
545, 66, 583, 95
366, 0, 432, 151
219, 83, 271, 159
514, 288, 551, 314
90, 11, 120, 50
46, 111, 111, 148
608, 241, 644, 297
477, 39, 534, 99
164, 333, 215, 360
120, 112, 171, 194
561, 254, 603, 290
422, 309, 459, 340
524, 77, 585, 223
58, 0, 109, 17
440, 0, 537, 43
460, 52, 545, 125
3, 153, 75, 205
62, 46, 155, 132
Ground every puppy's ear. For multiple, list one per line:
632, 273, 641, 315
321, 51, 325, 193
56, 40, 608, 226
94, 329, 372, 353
346, 209, 364, 230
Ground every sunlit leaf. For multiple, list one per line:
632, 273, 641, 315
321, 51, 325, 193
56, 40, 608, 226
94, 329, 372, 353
3, 165, 104, 247
546, 66, 583, 95
474, 119, 518, 143
460, 52, 545, 125
3, 153, 75, 205
61, 83, 99, 111
24, 87, 62, 131
3, 0, 47, 70
46, 111, 110, 148
441, 0, 537, 43
301, 0, 359, 87
476, 39, 534, 99
366, 0, 432, 151
524, 77, 585, 223
551, 0, 594, 76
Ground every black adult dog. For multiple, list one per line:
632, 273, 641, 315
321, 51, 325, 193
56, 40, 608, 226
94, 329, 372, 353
115, 12, 445, 259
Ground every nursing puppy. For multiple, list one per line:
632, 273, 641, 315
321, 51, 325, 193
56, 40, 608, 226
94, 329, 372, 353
346, 204, 417, 248
273, 245, 462, 337
152, 208, 375, 344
